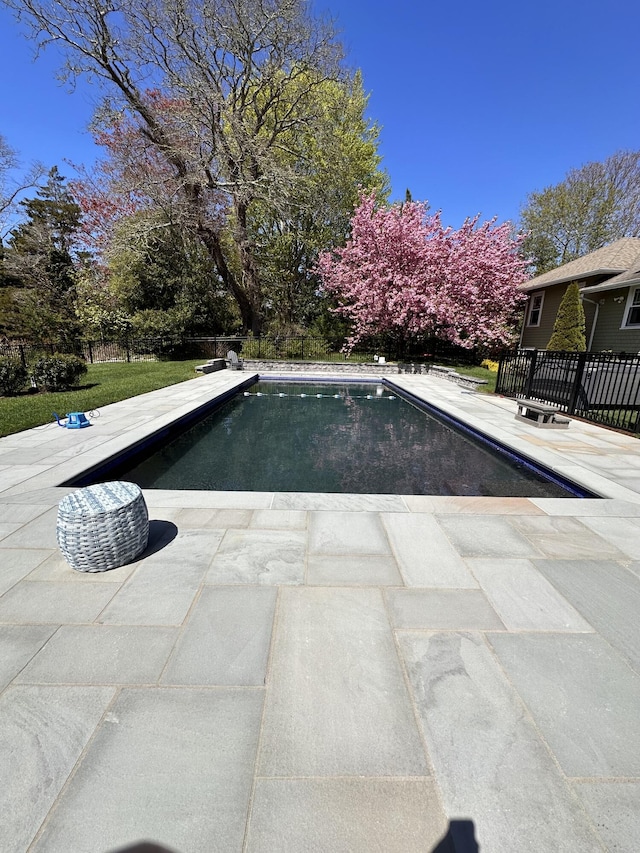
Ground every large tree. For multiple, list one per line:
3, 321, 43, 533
3, 0, 346, 333
520, 150, 640, 275
318, 193, 527, 352
106, 218, 237, 337
71, 72, 386, 335
249, 71, 388, 330
3, 167, 82, 340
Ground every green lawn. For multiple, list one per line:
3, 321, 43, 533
0, 360, 203, 438
447, 364, 498, 393
0, 357, 499, 438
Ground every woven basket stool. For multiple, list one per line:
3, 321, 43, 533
57, 481, 149, 572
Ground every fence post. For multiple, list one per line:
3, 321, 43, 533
495, 350, 507, 394
567, 352, 588, 415
126, 339, 131, 363
18, 345, 27, 369
523, 349, 538, 398
88, 341, 94, 364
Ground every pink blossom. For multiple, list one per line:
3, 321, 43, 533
318, 193, 527, 351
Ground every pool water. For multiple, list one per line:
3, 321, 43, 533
109, 380, 583, 497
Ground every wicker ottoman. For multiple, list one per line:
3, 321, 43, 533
57, 481, 149, 572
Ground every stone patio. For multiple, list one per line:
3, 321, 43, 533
1, 369, 639, 852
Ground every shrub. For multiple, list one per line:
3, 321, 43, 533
240, 335, 332, 360
0, 356, 28, 396
281, 336, 330, 359
239, 336, 278, 359
29, 354, 88, 391
547, 282, 586, 352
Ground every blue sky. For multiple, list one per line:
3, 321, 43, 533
1, 0, 639, 228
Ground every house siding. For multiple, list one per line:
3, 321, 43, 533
521, 285, 564, 348
521, 283, 596, 350
590, 289, 640, 353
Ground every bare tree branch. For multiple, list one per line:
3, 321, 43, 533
1, 0, 344, 331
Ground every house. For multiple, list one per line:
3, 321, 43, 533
519, 237, 640, 352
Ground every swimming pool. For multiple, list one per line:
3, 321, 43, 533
68, 379, 593, 498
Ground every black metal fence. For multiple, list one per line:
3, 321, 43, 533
1, 335, 481, 366
496, 349, 640, 434
0, 338, 186, 366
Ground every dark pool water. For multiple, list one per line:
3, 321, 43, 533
111, 381, 583, 497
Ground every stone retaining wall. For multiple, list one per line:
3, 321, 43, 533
241, 360, 488, 389
242, 359, 399, 375
194, 358, 488, 389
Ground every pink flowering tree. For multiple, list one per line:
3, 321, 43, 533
317, 193, 527, 351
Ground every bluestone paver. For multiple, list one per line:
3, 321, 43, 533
15, 625, 178, 684
259, 586, 428, 776
0, 549, 53, 595
381, 513, 478, 587
207, 528, 306, 584
0, 625, 57, 691
172, 507, 252, 528
307, 554, 402, 585
534, 558, 640, 674
0, 506, 59, 549
435, 513, 542, 558
26, 549, 138, 583
162, 585, 277, 685
308, 510, 391, 555
466, 557, 593, 631
0, 502, 51, 523
386, 588, 505, 630
573, 781, 640, 853
507, 513, 627, 559
577, 515, 640, 559
0, 685, 115, 853
488, 632, 640, 777
0, 580, 119, 623
272, 491, 405, 511
251, 509, 307, 529
246, 778, 448, 853
98, 530, 222, 625
32, 688, 264, 853
399, 631, 604, 852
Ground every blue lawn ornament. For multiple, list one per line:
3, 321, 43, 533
53, 411, 92, 429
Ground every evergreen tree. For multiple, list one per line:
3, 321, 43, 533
107, 217, 237, 336
547, 282, 586, 351
4, 167, 82, 341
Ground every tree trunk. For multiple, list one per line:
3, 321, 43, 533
235, 201, 263, 335
197, 224, 260, 334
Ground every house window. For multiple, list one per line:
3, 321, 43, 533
622, 287, 640, 328
527, 292, 544, 326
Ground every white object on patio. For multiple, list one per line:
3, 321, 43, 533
56, 481, 149, 572
226, 350, 244, 370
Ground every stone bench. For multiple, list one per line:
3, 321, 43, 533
195, 358, 226, 374
515, 398, 570, 429
455, 374, 488, 390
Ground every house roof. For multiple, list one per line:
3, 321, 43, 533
520, 237, 640, 293
583, 251, 640, 293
